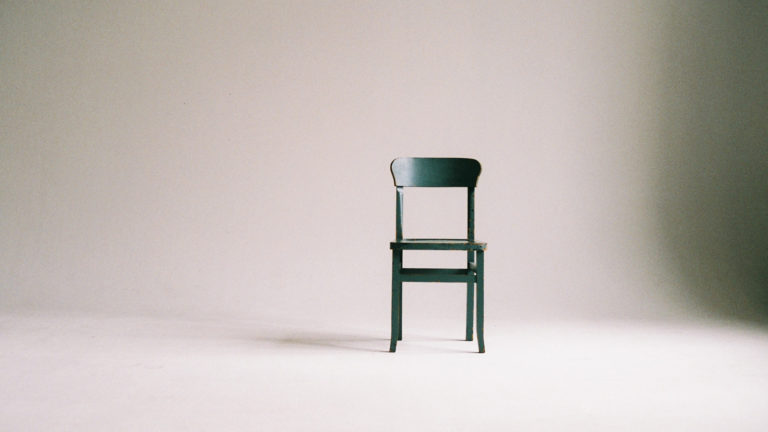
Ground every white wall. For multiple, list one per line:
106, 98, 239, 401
2, 1, 766, 324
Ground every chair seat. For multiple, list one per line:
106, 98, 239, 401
390, 238, 487, 251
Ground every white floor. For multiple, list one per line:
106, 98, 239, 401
2, 312, 767, 431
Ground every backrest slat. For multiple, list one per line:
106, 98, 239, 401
390, 158, 481, 187
467, 187, 475, 241
395, 187, 404, 241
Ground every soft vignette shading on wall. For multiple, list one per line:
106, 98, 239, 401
652, 1, 768, 323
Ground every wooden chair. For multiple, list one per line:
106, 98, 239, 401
389, 157, 487, 353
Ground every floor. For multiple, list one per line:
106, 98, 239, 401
1, 312, 767, 431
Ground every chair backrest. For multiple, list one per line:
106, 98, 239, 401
390, 158, 482, 241
390, 157, 481, 187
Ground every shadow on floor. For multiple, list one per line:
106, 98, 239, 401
267, 333, 390, 352
251, 332, 475, 353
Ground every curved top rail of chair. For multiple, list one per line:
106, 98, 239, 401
390, 157, 482, 187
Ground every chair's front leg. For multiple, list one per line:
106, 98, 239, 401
466, 251, 475, 341
390, 249, 402, 352
476, 250, 485, 353
398, 280, 403, 341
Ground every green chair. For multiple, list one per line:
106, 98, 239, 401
389, 157, 487, 353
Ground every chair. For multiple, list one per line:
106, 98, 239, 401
388, 157, 487, 353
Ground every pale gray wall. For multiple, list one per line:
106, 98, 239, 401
2, 1, 766, 324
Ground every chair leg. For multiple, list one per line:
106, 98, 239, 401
398, 282, 403, 340
390, 280, 400, 352
390, 250, 402, 352
476, 250, 485, 353
466, 251, 474, 341
465, 281, 474, 341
